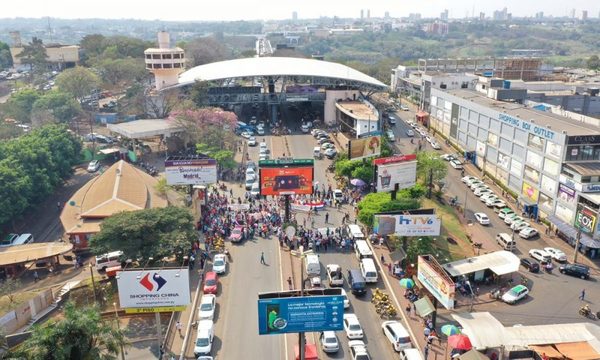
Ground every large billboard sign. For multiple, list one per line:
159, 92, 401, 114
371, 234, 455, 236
417, 255, 455, 310
373, 213, 441, 237
575, 207, 597, 234
116, 269, 191, 309
257, 295, 344, 335
348, 135, 381, 160
373, 155, 417, 192
165, 158, 217, 185
259, 159, 314, 196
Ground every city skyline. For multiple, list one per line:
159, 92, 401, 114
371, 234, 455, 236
2, 0, 600, 21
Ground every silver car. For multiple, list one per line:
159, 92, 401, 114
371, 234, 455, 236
319, 331, 339, 353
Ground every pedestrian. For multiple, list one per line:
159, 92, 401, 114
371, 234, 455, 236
424, 345, 430, 360
424, 327, 431, 339
580, 289, 586, 301
33, 271, 39, 282
380, 254, 385, 264
378, 237, 384, 247
175, 321, 182, 336
57, 201, 61, 211
405, 304, 411, 316
387, 262, 392, 274
260, 251, 266, 265
325, 212, 329, 223
287, 276, 293, 290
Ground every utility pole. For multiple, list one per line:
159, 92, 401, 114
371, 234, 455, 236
427, 168, 433, 198
290, 245, 313, 360
573, 228, 582, 263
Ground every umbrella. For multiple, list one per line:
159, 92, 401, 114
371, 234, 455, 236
399, 278, 415, 289
448, 334, 472, 350
441, 324, 461, 336
350, 178, 366, 187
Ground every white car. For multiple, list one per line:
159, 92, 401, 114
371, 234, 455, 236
245, 177, 255, 190
544, 247, 567, 262
386, 130, 395, 142
194, 320, 214, 356
326, 264, 344, 286
400, 104, 409, 111
504, 215, 524, 225
259, 142, 267, 150
487, 199, 506, 208
510, 221, 530, 231
462, 176, 479, 185
87, 160, 100, 172
197, 294, 216, 320
301, 123, 311, 133
450, 160, 463, 169
343, 314, 363, 339
474, 188, 493, 197
240, 131, 253, 139
256, 127, 265, 135
474, 213, 490, 225
349, 340, 371, 360
388, 116, 397, 125
340, 288, 350, 309
246, 168, 256, 178
406, 129, 415, 137
381, 320, 412, 351
470, 181, 486, 190
442, 154, 456, 161
319, 331, 339, 353
430, 142, 441, 150
250, 182, 260, 197
480, 194, 498, 203
212, 254, 227, 274
324, 148, 337, 159
502, 285, 529, 305
520, 227, 539, 239
321, 142, 335, 150
529, 249, 552, 264
248, 137, 257, 146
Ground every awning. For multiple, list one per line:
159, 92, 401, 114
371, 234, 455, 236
554, 341, 600, 360
547, 214, 600, 249
98, 147, 121, 155
529, 345, 564, 359
416, 110, 429, 117
414, 296, 435, 317
458, 349, 490, 360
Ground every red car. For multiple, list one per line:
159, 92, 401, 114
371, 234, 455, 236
229, 226, 244, 243
203, 271, 218, 294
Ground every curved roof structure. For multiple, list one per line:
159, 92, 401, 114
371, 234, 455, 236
175, 57, 387, 91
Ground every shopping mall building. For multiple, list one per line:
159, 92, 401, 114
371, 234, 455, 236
429, 87, 600, 258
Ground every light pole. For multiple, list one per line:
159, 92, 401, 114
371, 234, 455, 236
89, 263, 97, 304
573, 228, 582, 263
290, 245, 314, 360
113, 302, 126, 360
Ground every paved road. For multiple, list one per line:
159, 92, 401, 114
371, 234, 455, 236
287, 132, 400, 360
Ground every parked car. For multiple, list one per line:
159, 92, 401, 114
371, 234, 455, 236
510, 220, 530, 231
194, 320, 214, 356
559, 263, 590, 279
343, 314, 364, 339
245, 177, 255, 191
406, 129, 415, 137
519, 227, 539, 239
212, 254, 227, 274
462, 176, 479, 185
197, 294, 216, 320
240, 131, 253, 139
203, 271, 218, 294
442, 154, 456, 161
248, 137, 257, 146
381, 320, 412, 351
498, 208, 515, 219
386, 130, 395, 142
349, 340, 371, 360
544, 247, 567, 262
87, 160, 101, 172
479, 193, 497, 202
520, 258, 540, 273
487, 199, 506, 208
502, 285, 529, 304
400, 105, 409, 111
319, 331, 340, 353
430, 142, 441, 150
326, 264, 344, 287
474, 212, 490, 225
504, 214, 524, 225
450, 160, 463, 169
529, 249, 552, 264
324, 148, 337, 159
256, 126, 265, 136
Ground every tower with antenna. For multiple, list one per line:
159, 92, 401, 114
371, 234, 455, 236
144, 32, 185, 91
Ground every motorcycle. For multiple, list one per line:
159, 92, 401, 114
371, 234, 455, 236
579, 305, 599, 320
544, 263, 553, 274
489, 289, 502, 300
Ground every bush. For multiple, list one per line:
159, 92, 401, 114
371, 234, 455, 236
357, 189, 422, 229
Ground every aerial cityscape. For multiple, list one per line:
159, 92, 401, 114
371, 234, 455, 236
1, 1, 600, 359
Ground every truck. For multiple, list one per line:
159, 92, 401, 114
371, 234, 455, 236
326, 264, 344, 287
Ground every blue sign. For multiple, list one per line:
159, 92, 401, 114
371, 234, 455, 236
257, 295, 344, 335
498, 113, 555, 140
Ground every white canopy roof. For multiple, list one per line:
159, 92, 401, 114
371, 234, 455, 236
107, 119, 184, 139
452, 312, 600, 352
176, 57, 387, 90
442, 251, 520, 277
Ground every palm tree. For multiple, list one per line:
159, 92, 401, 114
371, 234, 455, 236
9, 302, 126, 360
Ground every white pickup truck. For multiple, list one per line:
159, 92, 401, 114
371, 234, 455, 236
326, 264, 344, 287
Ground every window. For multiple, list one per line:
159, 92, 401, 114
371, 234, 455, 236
145, 54, 151, 59
461, 82, 469, 89
163, 63, 172, 68
526, 151, 543, 168
528, 134, 545, 152
162, 54, 172, 59
543, 158, 559, 176
174, 63, 181, 68
152, 54, 161, 59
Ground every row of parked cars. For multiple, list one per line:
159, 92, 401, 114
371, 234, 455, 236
244, 161, 260, 198
405, 121, 441, 149
195, 254, 229, 358
311, 129, 337, 159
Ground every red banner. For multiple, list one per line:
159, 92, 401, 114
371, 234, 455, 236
260, 167, 313, 195
373, 154, 417, 165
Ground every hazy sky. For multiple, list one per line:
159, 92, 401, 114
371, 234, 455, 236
3, 0, 600, 21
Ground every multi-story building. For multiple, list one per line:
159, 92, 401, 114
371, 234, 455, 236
429, 87, 600, 259
144, 31, 185, 91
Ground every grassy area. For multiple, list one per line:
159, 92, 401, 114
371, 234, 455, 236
422, 198, 474, 262
0, 289, 42, 314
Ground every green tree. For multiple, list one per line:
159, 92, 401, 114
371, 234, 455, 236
0, 278, 21, 307
31, 91, 82, 124
89, 207, 196, 262
0, 159, 32, 226
406, 236, 435, 265
96, 58, 147, 87
10, 302, 126, 360
416, 151, 448, 191
587, 55, 600, 70
169, 108, 238, 153
190, 80, 212, 107
351, 162, 374, 184
357, 189, 423, 228
3, 88, 41, 123
0, 41, 13, 69
16, 37, 48, 76
55, 66, 101, 101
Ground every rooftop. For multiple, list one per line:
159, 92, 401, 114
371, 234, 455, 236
564, 162, 600, 177
107, 119, 184, 139
336, 101, 378, 120
446, 89, 600, 136
442, 250, 520, 277
0, 242, 73, 267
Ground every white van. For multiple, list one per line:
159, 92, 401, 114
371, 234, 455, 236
400, 348, 424, 360
346, 224, 365, 241
95, 251, 124, 271
304, 254, 321, 276
13, 233, 34, 246
354, 240, 373, 260
360, 258, 378, 283
313, 147, 321, 158
496, 233, 516, 251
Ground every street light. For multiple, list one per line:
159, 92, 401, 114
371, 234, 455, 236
290, 245, 314, 360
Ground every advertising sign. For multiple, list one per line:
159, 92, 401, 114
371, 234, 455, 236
125, 306, 186, 314
373, 214, 441, 237
257, 295, 344, 335
417, 255, 455, 310
117, 269, 191, 309
558, 184, 576, 205
521, 182, 539, 202
575, 207, 597, 234
373, 155, 417, 192
165, 158, 217, 185
260, 167, 313, 195
348, 135, 381, 160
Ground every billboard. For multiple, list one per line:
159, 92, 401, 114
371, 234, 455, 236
258, 295, 344, 335
521, 182, 539, 202
165, 158, 217, 185
373, 155, 417, 192
260, 167, 313, 195
575, 207, 597, 234
116, 269, 191, 309
348, 135, 381, 160
417, 255, 455, 310
373, 213, 441, 237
